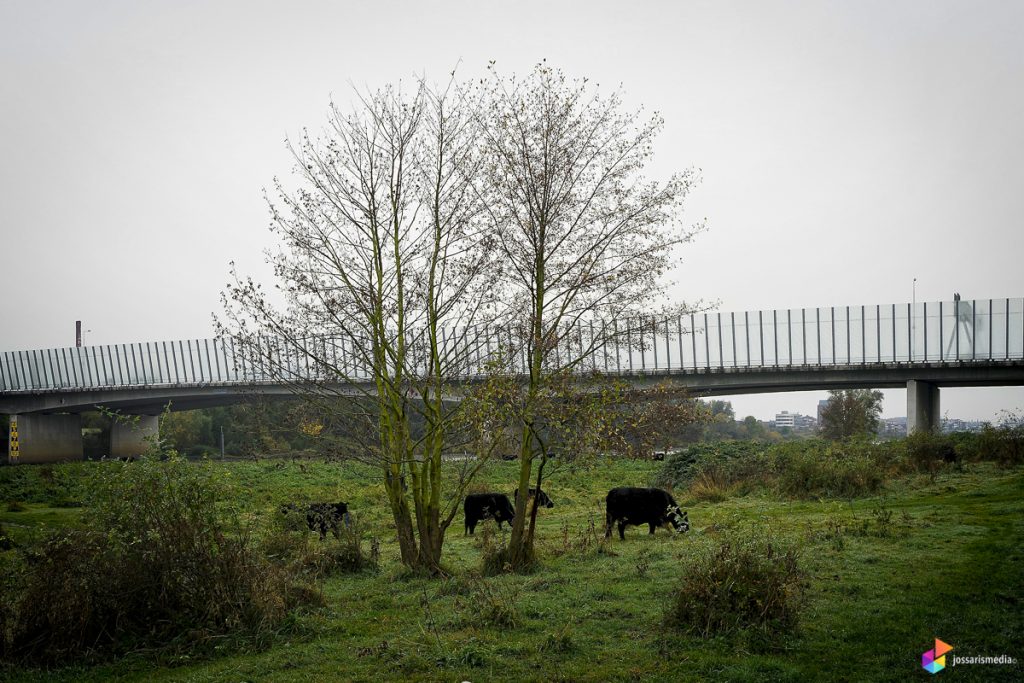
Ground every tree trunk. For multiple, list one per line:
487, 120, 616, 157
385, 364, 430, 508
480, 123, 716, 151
415, 509, 445, 575
384, 469, 419, 568
508, 423, 536, 568
526, 453, 547, 547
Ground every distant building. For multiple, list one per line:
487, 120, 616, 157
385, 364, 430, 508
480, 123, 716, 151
941, 418, 987, 434
774, 411, 797, 428
795, 413, 817, 430
772, 411, 817, 432
881, 417, 907, 437
877, 416, 986, 436
817, 399, 829, 425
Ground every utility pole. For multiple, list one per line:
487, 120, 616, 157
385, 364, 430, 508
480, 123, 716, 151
220, 425, 225, 459
76, 321, 82, 348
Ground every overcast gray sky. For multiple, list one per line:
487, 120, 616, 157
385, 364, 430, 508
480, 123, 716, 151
2, 0, 1021, 421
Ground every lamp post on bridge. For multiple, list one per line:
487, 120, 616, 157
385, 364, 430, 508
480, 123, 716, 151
75, 321, 92, 347
75, 321, 93, 347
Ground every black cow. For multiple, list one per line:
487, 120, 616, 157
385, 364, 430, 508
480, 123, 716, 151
280, 501, 351, 539
605, 487, 689, 540
514, 487, 554, 509
464, 493, 515, 535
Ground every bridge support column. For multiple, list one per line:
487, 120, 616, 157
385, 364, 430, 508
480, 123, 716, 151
907, 380, 940, 434
110, 415, 159, 459
7, 414, 83, 464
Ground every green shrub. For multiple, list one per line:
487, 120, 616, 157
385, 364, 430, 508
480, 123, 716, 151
263, 512, 379, 577
0, 464, 79, 507
772, 440, 885, 499
0, 454, 319, 663
655, 442, 767, 490
972, 424, 1024, 467
687, 466, 737, 502
665, 533, 805, 637
903, 432, 958, 472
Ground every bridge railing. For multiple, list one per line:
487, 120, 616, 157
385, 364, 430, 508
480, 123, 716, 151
647, 297, 1024, 370
1, 298, 1021, 393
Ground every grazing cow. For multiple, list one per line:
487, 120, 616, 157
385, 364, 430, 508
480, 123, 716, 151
280, 501, 351, 539
464, 493, 515, 535
514, 487, 554, 509
605, 487, 689, 540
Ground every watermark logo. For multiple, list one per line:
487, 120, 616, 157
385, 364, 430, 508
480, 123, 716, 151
922, 638, 953, 674
920, 638, 1017, 674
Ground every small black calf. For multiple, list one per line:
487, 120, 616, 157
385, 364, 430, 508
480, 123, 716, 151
281, 501, 351, 539
514, 487, 554, 509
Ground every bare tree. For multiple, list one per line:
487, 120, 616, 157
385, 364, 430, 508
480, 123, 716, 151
476, 62, 704, 568
220, 78, 499, 573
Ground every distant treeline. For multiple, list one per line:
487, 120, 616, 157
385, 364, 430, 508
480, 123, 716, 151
0, 399, 814, 463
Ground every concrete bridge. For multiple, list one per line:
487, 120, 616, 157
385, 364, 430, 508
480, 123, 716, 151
3, 297, 1023, 462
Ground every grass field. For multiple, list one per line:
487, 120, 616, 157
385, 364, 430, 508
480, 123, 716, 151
1, 455, 1022, 682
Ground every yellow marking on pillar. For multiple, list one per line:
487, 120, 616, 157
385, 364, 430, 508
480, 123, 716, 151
8, 416, 18, 462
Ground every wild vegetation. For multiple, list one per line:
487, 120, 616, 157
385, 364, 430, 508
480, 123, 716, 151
0, 452, 322, 665
656, 425, 1024, 501
1, 431, 1021, 681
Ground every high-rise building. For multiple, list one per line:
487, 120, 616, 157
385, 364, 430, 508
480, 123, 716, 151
817, 399, 829, 425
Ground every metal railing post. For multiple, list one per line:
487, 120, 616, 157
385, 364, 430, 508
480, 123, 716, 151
704, 313, 710, 368
847, 305, 851, 364
831, 307, 836, 364
717, 313, 724, 369
923, 303, 927, 361
802, 308, 806, 365
759, 310, 764, 366
876, 304, 881, 363
745, 311, 750, 367
691, 314, 697, 369
773, 309, 778, 366
731, 312, 737, 367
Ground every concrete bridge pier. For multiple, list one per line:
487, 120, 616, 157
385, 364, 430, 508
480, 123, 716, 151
110, 415, 159, 459
907, 380, 940, 433
6, 414, 83, 464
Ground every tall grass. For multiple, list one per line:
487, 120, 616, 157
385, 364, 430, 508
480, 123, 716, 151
664, 531, 805, 638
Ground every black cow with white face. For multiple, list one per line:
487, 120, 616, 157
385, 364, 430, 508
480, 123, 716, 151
280, 501, 351, 540
514, 487, 554, 509
605, 487, 689, 540
464, 493, 516, 535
